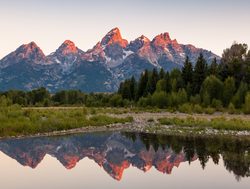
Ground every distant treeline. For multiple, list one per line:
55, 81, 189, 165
0, 43, 250, 113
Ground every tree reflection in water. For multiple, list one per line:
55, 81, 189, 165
0, 132, 249, 181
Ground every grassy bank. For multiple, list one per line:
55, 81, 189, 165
0, 105, 133, 137
158, 116, 250, 131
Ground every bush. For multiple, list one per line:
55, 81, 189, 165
228, 103, 236, 114
190, 95, 201, 105
151, 92, 169, 108
0, 96, 12, 107
109, 94, 124, 107
200, 75, 223, 106
178, 103, 193, 114
138, 95, 152, 107
244, 93, 250, 114
211, 99, 223, 110
204, 107, 216, 115
193, 104, 203, 114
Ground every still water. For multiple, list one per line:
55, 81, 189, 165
0, 132, 249, 189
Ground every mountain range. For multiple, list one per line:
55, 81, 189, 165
0, 28, 220, 92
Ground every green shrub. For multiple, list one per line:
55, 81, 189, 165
151, 92, 169, 108
244, 93, 250, 114
190, 95, 201, 105
228, 103, 236, 114
211, 99, 223, 110
178, 103, 193, 114
193, 104, 203, 114
204, 107, 216, 115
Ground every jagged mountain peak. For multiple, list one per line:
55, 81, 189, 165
108, 27, 120, 34
82, 42, 106, 62
17, 41, 45, 57
155, 32, 171, 40
56, 40, 78, 55
138, 35, 150, 43
152, 32, 172, 47
128, 35, 151, 53
22, 41, 39, 49
101, 27, 128, 48
0, 41, 46, 68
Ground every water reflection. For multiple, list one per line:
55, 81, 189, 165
0, 132, 249, 181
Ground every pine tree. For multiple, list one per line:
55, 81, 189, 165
130, 76, 137, 101
164, 72, 171, 93
146, 68, 159, 95
137, 70, 149, 99
182, 56, 193, 86
209, 58, 218, 76
193, 53, 208, 94
159, 68, 165, 80
118, 82, 124, 95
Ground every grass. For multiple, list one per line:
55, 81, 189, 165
0, 105, 133, 137
1, 104, 249, 137
158, 116, 250, 131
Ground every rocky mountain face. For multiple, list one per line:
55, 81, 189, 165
0, 132, 197, 181
0, 28, 220, 92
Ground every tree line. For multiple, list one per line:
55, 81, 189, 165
118, 43, 250, 112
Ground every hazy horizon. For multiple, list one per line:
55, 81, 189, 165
0, 0, 250, 58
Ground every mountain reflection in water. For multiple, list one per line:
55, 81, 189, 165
0, 132, 249, 181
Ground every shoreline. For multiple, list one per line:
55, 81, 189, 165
1, 111, 250, 140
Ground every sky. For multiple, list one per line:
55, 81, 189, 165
0, 0, 250, 58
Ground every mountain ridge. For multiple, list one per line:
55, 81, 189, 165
0, 27, 220, 92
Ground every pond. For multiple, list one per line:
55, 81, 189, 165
0, 132, 249, 189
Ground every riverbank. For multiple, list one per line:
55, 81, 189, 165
1, 107, 250, 139
0, 106, 133, 138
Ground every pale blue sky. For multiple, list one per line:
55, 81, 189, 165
0, 0, 249, 58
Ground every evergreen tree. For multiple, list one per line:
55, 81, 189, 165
218, 62, 229, 81
164, 72, 171, 93
209, 58, 218, 76
146, 68, 159, 95
130, 76, 137, 101
182, 56, 193, 86
118, 82, 124, 94
170, 69, 184, 92
121, 79, 131, 100
193, 53, 208, 94
159, 68, 165, 80
137, 70, 149, 99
